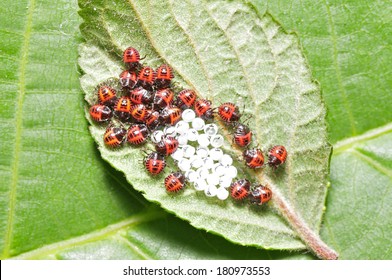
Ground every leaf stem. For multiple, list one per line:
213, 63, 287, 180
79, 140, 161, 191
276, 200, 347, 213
263, 178, 339, 260
216, 119, 338, 260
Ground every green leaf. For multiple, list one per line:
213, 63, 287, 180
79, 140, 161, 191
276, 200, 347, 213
252, 0, 392, 144
79, 0, 333, 256
0, 0, 311, 260
321, 125, 392, 259
250, 0, 392, 259
0, 0, 142, 258
4, 0, 389, 260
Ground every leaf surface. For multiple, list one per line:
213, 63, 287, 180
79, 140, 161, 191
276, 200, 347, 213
251, 0, 392, 259
79, 0, 331, 251
8, 0, 390, 260
321, 125, 392, 259
0, 0, 145, 258
253, 0, 392, 144
0, 0, 310, 260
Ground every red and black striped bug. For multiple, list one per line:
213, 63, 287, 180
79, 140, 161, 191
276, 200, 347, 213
137, 66, 155, 90
113, 96, 132, 122
145, 109, 161, 130
155, 135, 179, 156
144, 151, 166, 175
98, 85, 117, 107
103, 125, 127, 148
176, 89, 197, 109
130, 104, 149, 123
230, 179, 251, 200
123, 47, 141, 70
119, 70, 138, 88
89, 104, 112, 122
129, 87, 154, 105
218, 102, 241, 123
160, 106, 182, 126
268, 145, 287, 169
249, 185, 272, 205
164, 171, 186, 192
155, 64, 174, 89
127, 124, 149, 145
153, 88, 174, 109
243, 148, 264, 169
194, 99, 214, 120
233, 123, 252, 147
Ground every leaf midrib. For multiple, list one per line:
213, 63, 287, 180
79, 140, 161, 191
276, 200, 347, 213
93, 0, 313, 252
333, 122, 392, 155
324, 0, 357, 136
11, 209, 165, 259
3, 0, 36, 259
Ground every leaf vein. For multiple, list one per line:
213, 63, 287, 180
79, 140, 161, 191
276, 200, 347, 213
168, 0, 213, 96
252, 15, 281, 148
3, 0, 36, 259
116, 235, 153, 260
333, 122, 392, 154
350, 149, 392, 179
202, 0, 255, 98
324, 0, 357, 135
10, 209, 164, 259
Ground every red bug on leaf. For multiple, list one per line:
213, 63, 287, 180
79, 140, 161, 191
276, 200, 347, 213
153, 88, 174, 109
176, 89, 197, 109
144, 151, 166, 175
98, 85, 117, 107
119, 70, 138, 88
268, 145, 287, 169
218, 102, 241, 123
155, 64, 174, 89
249, 185, 272, 205
243, 148, 264, 169
123, 47, 141, 70
155, 135, 179, 156
137, 66, 155, 90
130, 104, 149, 123
129, 87, 154, 105
103, 125, 127, 148
89, 104, 112, 122
113, 96, 132, 122
233, 123, 252, 147
164, 171, 186, 192
194, 99, 214, 120
127, 124, 149, 145
160, 106, 182, 126
144, 109, 161, 131
230, 179, 251, 200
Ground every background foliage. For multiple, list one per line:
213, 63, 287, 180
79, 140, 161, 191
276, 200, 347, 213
0, 0, 391, 259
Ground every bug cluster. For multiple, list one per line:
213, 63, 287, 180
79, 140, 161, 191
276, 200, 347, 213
88, 46, 288, 206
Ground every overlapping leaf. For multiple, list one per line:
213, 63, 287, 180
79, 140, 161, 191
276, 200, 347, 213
79, 0, 331, 250
321, 126, 392, 259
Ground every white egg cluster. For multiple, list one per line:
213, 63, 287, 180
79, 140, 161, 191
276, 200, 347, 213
150, 108, 238, 200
